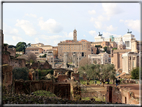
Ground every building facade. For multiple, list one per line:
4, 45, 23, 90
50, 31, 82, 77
94, 31, 135, 49
26, 47, 43, 56
58, 29, 91, 60
88, 52, 110, 64
122, 52, 139, 74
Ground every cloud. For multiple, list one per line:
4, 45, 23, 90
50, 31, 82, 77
12, 36, 23, 41
102, 3, 123, 16
94, 21, 102, 29
102, 32, 121, 38
88, 10, 96, 15
120, 19, 140, 32
106, 25, 117, 32
83, 35, 86, 37
89, 30, 97, 36
16, 19, 37, 36
38, 18, 63, 33
25, 14, 37, 18
4, 24, 19, 35
90, 17, 95, 22
63, 32, 73, 38
35, 37, 40, 43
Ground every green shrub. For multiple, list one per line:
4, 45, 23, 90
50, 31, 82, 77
12, 67, 29, 80
131, 67, 139, 79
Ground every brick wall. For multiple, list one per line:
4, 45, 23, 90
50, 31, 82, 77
71, 73, 79, 81
2, 64, 13, 89
106, 86, 139, 104
57, 74, 69, 82
7, 48, 16, 57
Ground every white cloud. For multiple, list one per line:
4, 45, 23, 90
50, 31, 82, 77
120, 19, 140, 32
88, 10, 96, 15
102, 32, 121, 38
12, 36, 23, 41
39, 18, 63, 33
63, 32, 73, 38
35, 37, 39, 43
102, 3, 123, 16
40, 35, 62, 40
90, 17, 95, 22
106, 25, 117, 32
4, 24, 19, 35
89, 30, 97, 36
16, 19, 37, 36
25, 14, 37, 18
83, 35, 86, 37
94, 21, 102, 29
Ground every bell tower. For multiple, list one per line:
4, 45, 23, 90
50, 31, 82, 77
73, 29, 77, 42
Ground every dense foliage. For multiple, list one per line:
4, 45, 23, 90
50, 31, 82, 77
12, 67, 29, 80
16, 42, 27, 53
131, 67, 139, 79
78, 64, 116, 84
40, 54, 46, 58
16, 42, 31, 53
38, 69, 54, 79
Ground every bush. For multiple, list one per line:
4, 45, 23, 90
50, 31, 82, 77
131, 67, 139, 79
12, 67, 29, 80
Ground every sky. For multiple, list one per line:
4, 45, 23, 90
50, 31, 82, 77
3, 2, 140, 46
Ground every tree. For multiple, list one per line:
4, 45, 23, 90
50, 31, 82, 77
12, 67, 29, 80
27, 43, 31, 47
131, 67, 139, 79
27, 52, 37, 62
16, 42, 27, 53
79, 57, 91, 67
8, 45, 16, 48
96, 47, 100, 54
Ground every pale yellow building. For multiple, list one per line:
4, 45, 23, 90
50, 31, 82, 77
58, 29, 91, 60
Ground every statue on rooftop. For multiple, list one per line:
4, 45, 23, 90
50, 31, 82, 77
127, 29, 132, 34
98, 32, 102, 36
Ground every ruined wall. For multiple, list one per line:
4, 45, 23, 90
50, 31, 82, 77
2, 53, 11, 64
57, 74, 69, 82
7, 48, 16, 57
71, 73, 79, 81
2, 64, 13, 88
2, 52, 26, 69
105, 86, 139, 104
14, 80, 70, 100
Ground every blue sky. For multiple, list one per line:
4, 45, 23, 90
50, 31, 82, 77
3, 3, 140, 46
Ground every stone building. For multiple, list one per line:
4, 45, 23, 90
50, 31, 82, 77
94, 30, 135, 49
91, 38, 117, 49
122, 52, 139, 74
131, 38, 142, 53
25, 47, 43, 56
88, 52, 110, 64
58, 29, 91, 60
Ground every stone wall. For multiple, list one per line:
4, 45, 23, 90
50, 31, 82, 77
71, 73, 79, 81
7, 48, 16, 57
57, 74, 69, 82
105, 86, 139, 104
14, 80, 71, 100
2, 52, 26, 69
2, 64, 13, 89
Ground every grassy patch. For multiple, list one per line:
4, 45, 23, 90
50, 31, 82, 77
32, 90, 56, 97
82, 97, 105, 102
80, 80, 113, 85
